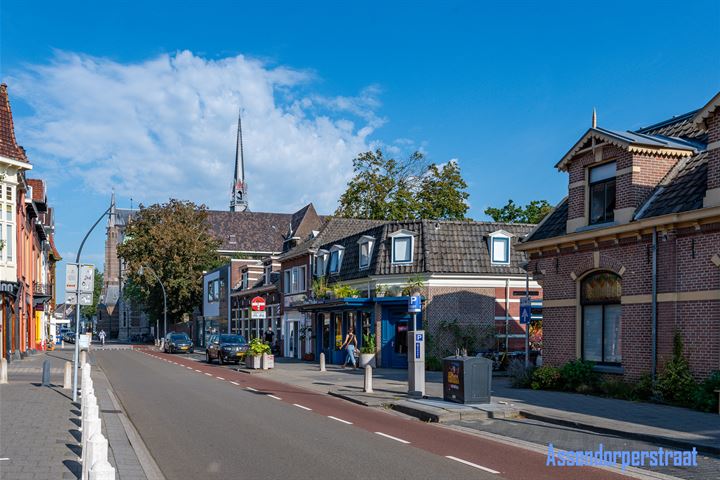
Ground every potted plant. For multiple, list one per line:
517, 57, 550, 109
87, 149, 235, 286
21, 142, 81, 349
375, 284, 388, 298
245, 337, 271, 369
359, 333, 376, 368
402, 274, 425, 296
311, 277, 329, 300
332, 283, 360, 298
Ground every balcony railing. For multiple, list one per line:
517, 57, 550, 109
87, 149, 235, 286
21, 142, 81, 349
33, 282, 53, 297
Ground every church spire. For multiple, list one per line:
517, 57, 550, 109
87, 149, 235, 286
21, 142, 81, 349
592, 107, 597, 129
230, 108, 249, 212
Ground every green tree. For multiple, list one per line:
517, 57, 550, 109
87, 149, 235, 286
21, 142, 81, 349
335, 149, 469, 220
485, 199, 552, 224
81, 270, 103, 320
117, 199, 222, 327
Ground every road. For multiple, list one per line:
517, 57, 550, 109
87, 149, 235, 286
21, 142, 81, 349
95, 348, 632, 480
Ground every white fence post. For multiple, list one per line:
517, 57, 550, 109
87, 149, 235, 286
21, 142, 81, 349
364, 365, 373, 393
319, 352, 326, 372
83, 431, 108, 480
81, 416, 101, 479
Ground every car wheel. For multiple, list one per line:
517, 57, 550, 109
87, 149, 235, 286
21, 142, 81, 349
218, 354, 224, 365
206, 352, 212, 364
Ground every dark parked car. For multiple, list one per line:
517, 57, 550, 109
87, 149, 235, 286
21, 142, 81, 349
206, 334, 248, 365
62, 331, 76, 344
164, 332, 194, 354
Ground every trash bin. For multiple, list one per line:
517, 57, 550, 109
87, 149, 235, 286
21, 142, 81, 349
442, 355, 492, 404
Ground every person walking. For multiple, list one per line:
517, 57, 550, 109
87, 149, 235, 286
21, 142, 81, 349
341, 327, 358, 369
99, 329, 106, 346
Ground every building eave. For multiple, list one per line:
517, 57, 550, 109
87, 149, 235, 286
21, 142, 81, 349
693, 91, 720, 128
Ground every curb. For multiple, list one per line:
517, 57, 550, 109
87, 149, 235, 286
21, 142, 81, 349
519, 410, 719, 456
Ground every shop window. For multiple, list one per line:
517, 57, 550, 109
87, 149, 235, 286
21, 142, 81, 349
334, 314, 343, 349
589, 161, 616, 225
581, 271, 622, 364
321, 314, 330, 350
361, 312, 372, 338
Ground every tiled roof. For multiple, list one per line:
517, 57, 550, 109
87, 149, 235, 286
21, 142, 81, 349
636, 110, 707, 143
49, 235, 62, 261
321, 220, 533, 282
279, 217, 387, 260
522, 199, 568, 242
26, 179, 46, 203
0, 84, 28, 163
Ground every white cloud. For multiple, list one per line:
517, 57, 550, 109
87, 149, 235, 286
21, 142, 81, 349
10, 50, 385, 214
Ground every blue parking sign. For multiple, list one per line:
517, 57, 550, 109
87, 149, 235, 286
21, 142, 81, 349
408, 295, 422, 313
520, 298, 532, 325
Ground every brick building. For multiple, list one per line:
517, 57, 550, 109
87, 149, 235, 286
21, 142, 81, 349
519, 92, 720, 380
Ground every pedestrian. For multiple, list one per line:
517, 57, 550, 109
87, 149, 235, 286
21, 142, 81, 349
264, 327, 274, 344
340, 327, 358, 369
99, 329, 106, 346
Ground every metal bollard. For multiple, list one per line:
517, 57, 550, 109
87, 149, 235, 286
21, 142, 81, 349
83, 430, 107, 480
364, 365, 373, 393
319, 352, 326, 372
0, 358, 7, 384
64, 362, 72, 389
89, 459, 115, 480
80, 350, 87, 367
42, 359, 52, 386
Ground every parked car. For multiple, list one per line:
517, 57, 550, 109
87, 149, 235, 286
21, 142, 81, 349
164, 332, 194, 354
206, 334, 248, 365
62, 331, 76, 344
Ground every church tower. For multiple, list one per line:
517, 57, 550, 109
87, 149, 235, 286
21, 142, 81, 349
230, 109, 249, 212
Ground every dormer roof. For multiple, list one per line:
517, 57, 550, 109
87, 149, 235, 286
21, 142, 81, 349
555, 127, 698, 171
693, 91, 720, 129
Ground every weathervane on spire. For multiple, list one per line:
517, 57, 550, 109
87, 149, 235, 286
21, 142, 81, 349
230, 108, 249, 212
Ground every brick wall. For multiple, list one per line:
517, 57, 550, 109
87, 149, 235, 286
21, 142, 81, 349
529, 223, 720, 380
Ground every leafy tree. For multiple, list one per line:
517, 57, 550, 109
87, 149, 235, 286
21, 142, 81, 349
117, 199, 221, 329
485, 199, 552, 224
81, 270, 103, 320
335, 149, 469, 220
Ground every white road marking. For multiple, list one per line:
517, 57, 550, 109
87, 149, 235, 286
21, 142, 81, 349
186, 367, 193, 370
328, 416, 353, 425
204, 373, 212, 376
293, 404, 312, 411
195, 369, 202, 372
445, 456, 500, 474
216, 376, 225, 380
374, 432, 410, 444
246, 387, 258, 392
267, 394, 282, 400
230, 381, 240, 386
0, 458, 9, 461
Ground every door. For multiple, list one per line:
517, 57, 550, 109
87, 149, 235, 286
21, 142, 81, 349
382, 311, 411, 368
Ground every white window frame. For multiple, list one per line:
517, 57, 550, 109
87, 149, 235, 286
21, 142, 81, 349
284, 270, 292, 294
357, 236, 375, 270
284, 266, 307, 294
488, 230, 513, 265
0, 182, 13, 264
389, 230, 416, 265
315, 250, 329, 276
329, 245, 345, 274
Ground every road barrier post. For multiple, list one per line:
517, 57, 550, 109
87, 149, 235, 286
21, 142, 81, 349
81, 416, 101, 479
0, 358, 7, 384
89, 459, 115, 480
64, 362, 72, 389
84, 431, 108, 480
41, 359, 52, 386
319, 352, 326, 372
80, 350, 87, 367
364, 365, 373, 393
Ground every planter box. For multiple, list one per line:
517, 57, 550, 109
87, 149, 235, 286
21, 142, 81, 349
246, 355, 262, 369
359, 353, 376, 368
262, 353, 274, 370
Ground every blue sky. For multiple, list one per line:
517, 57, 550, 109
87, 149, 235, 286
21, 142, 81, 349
1, 0, 718, 301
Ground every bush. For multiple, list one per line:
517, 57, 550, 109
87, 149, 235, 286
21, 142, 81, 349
656, 332, 697, 406
531, 365, 562, 390
692, 370, 720, 412
633, 374, 654, 401
598, 378, 635, 400
560, 360, 598, 392
508, 359, 534, 388
426, 356, 443, 371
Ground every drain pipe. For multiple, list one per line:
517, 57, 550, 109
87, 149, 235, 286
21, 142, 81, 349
651, 227, 658, 382
505, 279, 510, 357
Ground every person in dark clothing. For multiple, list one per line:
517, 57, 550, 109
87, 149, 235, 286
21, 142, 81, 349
264, 328, 274, 344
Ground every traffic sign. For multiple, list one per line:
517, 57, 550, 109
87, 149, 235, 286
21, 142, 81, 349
520, 298, 532, 325
65, 264, 79, 291
408, 295, 422, 313
251, 310, 267, 319
79, 265, 95, 293
251, 296, 266, 311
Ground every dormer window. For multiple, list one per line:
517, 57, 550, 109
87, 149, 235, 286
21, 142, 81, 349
315, 250, 329, 276
389, 230, 416, 265
264, 265, 271, 285
357, 235, 375, 269
589, 161, 616, 225
329, 245, 345, 274
241, 271, 249, 290
489, 230, 513, 265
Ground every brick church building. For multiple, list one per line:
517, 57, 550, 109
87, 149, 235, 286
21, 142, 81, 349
519, 92, 720, 381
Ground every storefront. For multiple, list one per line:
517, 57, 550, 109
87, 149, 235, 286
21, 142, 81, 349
0, 281, 18, 361
300, 296, 422, 368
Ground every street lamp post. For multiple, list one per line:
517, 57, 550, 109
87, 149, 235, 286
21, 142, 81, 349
139, 266, 167, 344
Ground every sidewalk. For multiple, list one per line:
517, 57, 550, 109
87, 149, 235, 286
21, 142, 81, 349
249, 358, 720, 454
0, 347, 158, 480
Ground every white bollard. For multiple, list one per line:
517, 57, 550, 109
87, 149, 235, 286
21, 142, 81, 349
81, 394, 97, 430
319, 352, 326, 372
0, 358, 7, 384
83, 431, 107, 480
364, 365, 373, 393
81, 416, 101, 476
89, 459, 115, 480
64, 362, 72, 390
80, 350, 87, 367
62, 340, 65, 348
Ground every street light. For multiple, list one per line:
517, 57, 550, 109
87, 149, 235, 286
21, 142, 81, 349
139, 265, 167, 345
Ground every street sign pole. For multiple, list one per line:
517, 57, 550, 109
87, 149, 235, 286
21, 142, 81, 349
407, 295, 424, 397
525, 267, 530, 368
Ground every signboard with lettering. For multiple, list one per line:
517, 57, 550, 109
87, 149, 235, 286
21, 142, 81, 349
408, 295, 422, 313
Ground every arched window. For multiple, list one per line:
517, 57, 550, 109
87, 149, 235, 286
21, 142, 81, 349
581, 271, 622, 364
